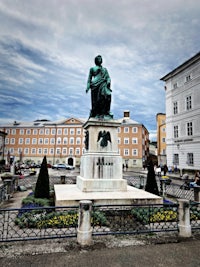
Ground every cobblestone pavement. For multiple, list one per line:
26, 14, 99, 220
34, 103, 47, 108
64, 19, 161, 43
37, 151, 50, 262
0, 236, 200, 267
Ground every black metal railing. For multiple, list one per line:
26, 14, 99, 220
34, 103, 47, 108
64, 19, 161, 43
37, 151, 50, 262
125, 175, 195, 201
1, 202, 200, 242
166, 184, 194, 201
92, 203, 179, 236
190, 202, 200, 230
0, 205, 78, 242
0, 184, 7, 204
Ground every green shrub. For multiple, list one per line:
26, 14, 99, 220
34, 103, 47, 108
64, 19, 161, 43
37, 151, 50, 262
34, 156, 50, 199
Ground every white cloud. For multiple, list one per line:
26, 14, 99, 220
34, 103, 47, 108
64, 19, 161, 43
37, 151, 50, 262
0, 0, 199, 138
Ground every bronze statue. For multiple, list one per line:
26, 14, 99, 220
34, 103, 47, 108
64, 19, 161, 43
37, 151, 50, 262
86, 55, 113, 119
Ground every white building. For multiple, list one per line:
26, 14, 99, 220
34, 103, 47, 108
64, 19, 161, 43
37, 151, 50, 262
161, 52, 200, 174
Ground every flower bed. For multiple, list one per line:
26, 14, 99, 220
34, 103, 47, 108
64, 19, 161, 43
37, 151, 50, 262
131, 206, 178, 224
15, 209, 107, 229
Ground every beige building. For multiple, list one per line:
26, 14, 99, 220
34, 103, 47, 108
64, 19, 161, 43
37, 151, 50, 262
156, 113, 166, 166
0, 111, 149, 168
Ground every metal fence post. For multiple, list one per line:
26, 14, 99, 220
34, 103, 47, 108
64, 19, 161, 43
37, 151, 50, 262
178, 199, 191, 237
77, 200, 93, 246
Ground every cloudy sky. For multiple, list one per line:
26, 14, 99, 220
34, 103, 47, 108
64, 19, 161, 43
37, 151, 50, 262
0, 0, 200, 140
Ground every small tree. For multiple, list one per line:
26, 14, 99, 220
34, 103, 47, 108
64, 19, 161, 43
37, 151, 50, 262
34, 156, 50, 199
145, 160, 159, 196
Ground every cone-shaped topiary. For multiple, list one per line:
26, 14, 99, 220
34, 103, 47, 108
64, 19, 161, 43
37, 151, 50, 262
145, 160, 159, 196
34, 156, 50, 199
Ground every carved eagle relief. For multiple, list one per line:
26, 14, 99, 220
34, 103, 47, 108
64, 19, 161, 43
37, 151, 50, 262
97, 130, 111, 147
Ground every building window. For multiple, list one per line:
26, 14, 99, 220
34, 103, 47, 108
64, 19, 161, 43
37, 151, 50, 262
5, 138, 9, 144
51, 129, 56, 135
173, 101, 178, 114
124, 149, 129, 156
75, 148, 80, 155
69, 148, 74, 155
19, 129, 24, 135
186, 75, 191, 82
63, 137, 68, 145
33, 129, 38, 135
70, 137, 74, 144
43, 148, 48, 155
124, 138, 129, 145
57, 137, 62, 145
45, 129, 50, 135
57, 129, 62, 135
173, 154, 179, 165
18, 138, 23, 144
132, 127, 138, 133
24, 148, 29, 154
173, 83, 178, 89
187, 122, 193, 136
76, 128, 81, 135
132, 149, 138, 156
38, 138, 43, 144
187, 153, 193, 165
25, 138, 30, 144
11, 129, 16, 135
124, 127, 129, 133
117, 127, 121, 133
162, 149, 166, 155
50, 148, 54, 155
9, 148, 14, 154
64, 128, 68, 135
44, 138, 49, 145
132, 138, 138, 144
38, 148, 42, 154
70, 128, 75, 135
162, 138, 165, 143
186, 96, 192, 110
62, 148, 67, 155
56, 148, 61, 155
39, 129, 44, 135
76, 137, 81, 145
32, 138, 37, 145
174, 125, 179, 138
118, 138, 121, 144
26, 129, 31, 135
31, 148, 36, 154
10, 138, 15, 144
50, 138, 55, 144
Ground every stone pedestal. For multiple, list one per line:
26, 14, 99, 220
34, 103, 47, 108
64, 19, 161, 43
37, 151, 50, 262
77, 118, 127, 192
55, 118, 162, 206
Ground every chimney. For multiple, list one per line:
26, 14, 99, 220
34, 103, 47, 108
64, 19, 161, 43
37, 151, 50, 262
123, 110, 130, 119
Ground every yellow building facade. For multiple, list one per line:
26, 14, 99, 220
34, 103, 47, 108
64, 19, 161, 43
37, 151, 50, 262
156, 113, 166, 166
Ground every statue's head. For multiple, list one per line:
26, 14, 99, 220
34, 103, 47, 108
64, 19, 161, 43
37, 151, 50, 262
94, 55, 102, 65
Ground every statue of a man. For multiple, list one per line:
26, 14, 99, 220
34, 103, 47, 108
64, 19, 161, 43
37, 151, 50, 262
86, 55, 113, 118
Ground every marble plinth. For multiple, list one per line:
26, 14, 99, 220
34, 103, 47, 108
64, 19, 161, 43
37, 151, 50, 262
77, 176, 127, 192
55, 184, 162, 206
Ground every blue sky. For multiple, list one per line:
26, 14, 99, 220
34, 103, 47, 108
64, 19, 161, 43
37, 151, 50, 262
0, 0, 200, 140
